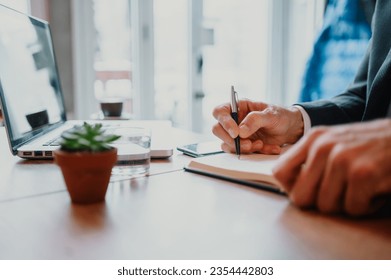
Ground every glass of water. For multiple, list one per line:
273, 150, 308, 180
111, 127, 151, 177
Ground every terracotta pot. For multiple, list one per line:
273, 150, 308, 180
54, 148, 117, 204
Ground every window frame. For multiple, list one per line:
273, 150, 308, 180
69, 0, 325, 128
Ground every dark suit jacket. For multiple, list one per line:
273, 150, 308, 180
299, 0, 391, 125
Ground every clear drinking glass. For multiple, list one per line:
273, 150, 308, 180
111, 127, 151, 177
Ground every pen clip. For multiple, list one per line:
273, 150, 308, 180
231, 86, 239, 113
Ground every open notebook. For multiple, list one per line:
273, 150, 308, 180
184, 152, 285, 194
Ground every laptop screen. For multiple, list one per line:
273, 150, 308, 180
0, 5, 66, 152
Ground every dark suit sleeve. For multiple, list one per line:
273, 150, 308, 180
295, 40, 371, 126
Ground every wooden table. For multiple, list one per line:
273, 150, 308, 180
0, 127, 390, 260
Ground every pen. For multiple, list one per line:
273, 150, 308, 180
230, 85, 240, 159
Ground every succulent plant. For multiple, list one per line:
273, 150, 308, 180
59, 122, 120, 152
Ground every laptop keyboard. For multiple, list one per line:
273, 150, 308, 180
41, 123, 122, 147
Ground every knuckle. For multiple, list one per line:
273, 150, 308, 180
309, 126, 329, 138
212, 104, 224, 117
246, 111, 261, 123
312, 139, 328, 155
212, 107, 220, 119
309, 135, 334, 160
221, 143, 233, 153
328, 143, 349, 167
212, 103, 230, 119
262, 106, 279, 122
305, 126, 331, 145
243, 112, 262, 131
262, 105, 276, 115
348, 160, 376, 183
211, 124, 220, 136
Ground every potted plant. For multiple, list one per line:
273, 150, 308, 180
54, 122, 120, 204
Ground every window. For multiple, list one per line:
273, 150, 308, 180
93, 0, 132, 118
153, 0, 270, 132
76, 0, 323, 132
201, 0, 269, 133
154, 0, 188, 128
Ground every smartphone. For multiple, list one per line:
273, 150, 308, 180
177, 141, 224, 157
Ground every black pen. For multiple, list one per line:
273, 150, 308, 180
230, 86, 240, 159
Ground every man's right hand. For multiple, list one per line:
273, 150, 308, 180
212, 99, 304, 154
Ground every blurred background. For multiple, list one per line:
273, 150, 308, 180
0, 0, 372, 134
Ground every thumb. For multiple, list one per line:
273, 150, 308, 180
239, 110, 277, 138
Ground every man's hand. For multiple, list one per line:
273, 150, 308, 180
273, 119, 391, 217
212, 99, 304, 154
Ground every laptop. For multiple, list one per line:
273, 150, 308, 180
0, 4, 173, 160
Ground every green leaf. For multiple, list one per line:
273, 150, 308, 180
59, 122, 120, 152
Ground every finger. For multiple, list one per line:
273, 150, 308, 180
256, 144, 281, 155
316, 146, 347, 214
273, 128, 328, 190
274, 131, 329, 200
239, 111, 275, 139
240, 139, 254, 153
289, 160, 325, 209
213, 104, 238, 138
273, 153, 306, 193
222, 139, 253, 154
250, 139, 264, 153
344, 159, 378, 216
221, 142, 234, 153
369, 174, 391, 213
345, 182, 373, 217
212, 123, 235, 146
272, 141, 311, 192
291, 135, 334, 207
212, 102, 230, 120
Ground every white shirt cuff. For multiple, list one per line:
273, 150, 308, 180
293, 105, 311, 135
